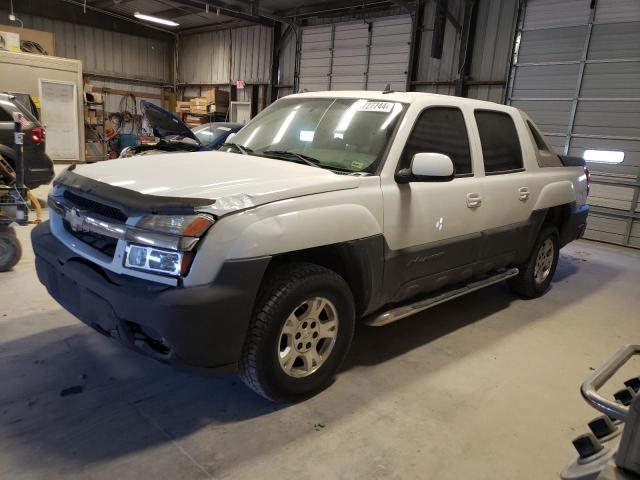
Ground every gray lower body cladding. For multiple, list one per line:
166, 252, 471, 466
32, 221, 270, 372
31, 203, 588, 372
378, 204, 589, 306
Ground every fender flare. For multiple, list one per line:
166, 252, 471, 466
227, 203, 382, 259
533, 180, 576, 211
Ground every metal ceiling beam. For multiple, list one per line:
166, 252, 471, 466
389, 0, 414, 15
89, 0, 137, 9
151, 7, 202, 19
274, 0, 399, 18
17, 0, 176, 41
169, 0, 278, 26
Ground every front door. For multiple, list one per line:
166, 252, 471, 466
381, 106, 487, 304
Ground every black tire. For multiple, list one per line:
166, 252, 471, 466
508, 224, 559, 299
240, 262, 355, 402
0, 227, 22, 272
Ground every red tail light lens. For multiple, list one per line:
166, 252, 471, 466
30, 127, 45, 143
584, 166, 591, 196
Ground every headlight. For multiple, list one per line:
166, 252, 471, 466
125, 244, 188, 276
124, 214, 214, 277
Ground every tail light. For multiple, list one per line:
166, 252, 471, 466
30, 127, 45, 144
584, 166, 591, 196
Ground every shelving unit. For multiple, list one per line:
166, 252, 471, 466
84, 99, 108, 162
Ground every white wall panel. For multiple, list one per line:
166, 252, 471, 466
594, 0, 640, 22
511, 64, 581, 98
523, 0, 591, 29
331, 23, 369, 90
507, 0, 640, 247
297, 16, 410, 93
518, 26, 587, 63
298, 26, 333, 92
0, 10, 172, 83
368, 16, 412, 91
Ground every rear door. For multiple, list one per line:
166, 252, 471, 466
471, 109, 538, 267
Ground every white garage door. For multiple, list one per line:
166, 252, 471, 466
507, 0, 640, 247
298, 15, 411, 93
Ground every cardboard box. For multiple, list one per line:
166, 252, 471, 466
0, 31, 20, 53
190, 97, 207, 105
203, 88, 230, 106
176, 101, 191, 112
0, 24, 55, 55
208, 104, 228, 113
184, 114, 205, 125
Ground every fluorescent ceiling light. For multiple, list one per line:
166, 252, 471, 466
134, 12, 179, 27
583, 149, 624, 164
299, 130, 315, 142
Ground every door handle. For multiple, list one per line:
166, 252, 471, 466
519, 187, 530, 201
466, 192, 482, 208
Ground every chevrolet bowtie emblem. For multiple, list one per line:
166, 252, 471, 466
68, 208, 86, 232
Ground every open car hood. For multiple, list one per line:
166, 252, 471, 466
142, 101, 201, 146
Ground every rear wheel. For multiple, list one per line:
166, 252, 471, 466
0, 227, 22, 272
240, 262, 355, 402
508, 224, 559, 298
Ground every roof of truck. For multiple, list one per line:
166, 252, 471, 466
285, 90, 518, 112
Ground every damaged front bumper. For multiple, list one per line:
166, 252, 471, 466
32, 221, 270, 373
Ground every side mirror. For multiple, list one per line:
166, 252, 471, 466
226, 132, 237, 142
396, 152, 455, 183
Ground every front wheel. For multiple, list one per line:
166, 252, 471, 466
240, 262, 355, 402
508, 224, 559, 298
0, 227, 22, 272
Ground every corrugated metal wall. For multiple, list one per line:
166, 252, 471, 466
0, 10, 173, 83
507, 0, 640, 248
413, 0, 518, 102
277, 28, 297, 97
178, 25, 272, 85
277, 1, 518, 100
467, 0, 519, 102
414, 0, 465, 95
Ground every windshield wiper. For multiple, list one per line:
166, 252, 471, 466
221, 142, 252, 155
261, 150, 322, 168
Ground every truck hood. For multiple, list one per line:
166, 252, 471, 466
142, 101, 201, 146
71, 151, 362, 215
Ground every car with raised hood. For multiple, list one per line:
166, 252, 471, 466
32, 91, 590, 401
119, 100, 242, 157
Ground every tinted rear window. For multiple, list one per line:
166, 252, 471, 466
0, 96, 38, 125
475, 110, 523, 174
0, 107, 12, 121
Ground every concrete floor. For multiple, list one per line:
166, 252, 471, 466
1, 202, 639, 479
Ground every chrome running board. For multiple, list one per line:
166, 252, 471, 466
365, 267, 520, 327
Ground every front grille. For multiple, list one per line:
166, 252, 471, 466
63, 190, 127, 223
63, 219, 118, 257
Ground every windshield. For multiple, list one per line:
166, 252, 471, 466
226, 97, 405, 173
192, 124, 234, 145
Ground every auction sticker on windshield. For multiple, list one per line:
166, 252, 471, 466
357, 101, 395, 113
